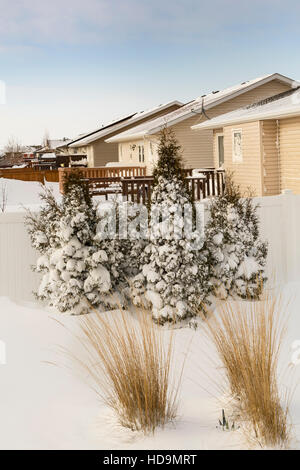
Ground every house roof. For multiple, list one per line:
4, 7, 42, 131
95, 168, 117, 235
38, 139, 71, 152
68, 100, 183, 148
105, 73, 297, 143
191, 87, 300, 130
40, 152, 56, 159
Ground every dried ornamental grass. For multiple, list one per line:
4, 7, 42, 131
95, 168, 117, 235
73, 307, 183, 434
201, 294, 291, 448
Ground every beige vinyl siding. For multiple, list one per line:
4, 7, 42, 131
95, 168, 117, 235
223, 121, 263, 196
261, 120, 280, 195
279, 116, 300, 194
118, 79, 291, 170
170, 115, 213, 168
91, 104, 181, 167
160, 80, 291, 169
119, 140, 145, 165
91, 140, 119, 167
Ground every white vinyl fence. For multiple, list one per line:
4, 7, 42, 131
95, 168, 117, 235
0, 212, 40, 301
254, 190, 300, 284
0, 190, 300, 302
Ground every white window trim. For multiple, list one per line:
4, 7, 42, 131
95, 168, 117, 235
216, 132, 224, 167
138, 144, 145, 163
232, 128, 243, 163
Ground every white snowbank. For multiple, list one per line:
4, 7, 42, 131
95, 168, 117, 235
0, 178, 61, 211
1, 283, 300, 449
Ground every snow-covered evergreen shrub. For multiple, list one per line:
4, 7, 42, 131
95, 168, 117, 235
204, 175, 267, 299
142, 128, 211, 323
26, 186, 62, 253
94, 200, 147, 308
26, 173, 115, 314
25, 186, 62, 301
41, 173, 104, 314
88, 200, 128, 308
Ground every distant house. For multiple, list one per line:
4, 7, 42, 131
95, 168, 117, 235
23, 145, 42, 159
66, 101, 183, 167
106, 74, 296, 173
192, 87, 300, 196
36, 138, 72, 156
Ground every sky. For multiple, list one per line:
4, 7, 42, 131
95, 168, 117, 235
0, 0, 300, 147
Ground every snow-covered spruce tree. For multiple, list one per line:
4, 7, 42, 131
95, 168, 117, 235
142, 128, 210, 323
120, 202, 148, 307
39, 172, 103, 314
26, 186, 62, 254
204, 174, 267, 299
26, 172, 115, 314
88, 200, 128, 309
92, 200, 148, 308
25, 186, 62, 302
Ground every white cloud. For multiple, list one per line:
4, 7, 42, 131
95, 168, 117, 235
0, 0, 298, 47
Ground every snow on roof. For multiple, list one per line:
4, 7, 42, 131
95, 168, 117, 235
105, 73, 296, 143
38, 139, 71, 152
49, 139, 71, 149
191, 88, 300, 130
68, 100, 183, 147
40, 152, 56, 159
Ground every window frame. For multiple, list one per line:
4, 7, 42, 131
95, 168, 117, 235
138, 145, 145, 163
232, 129, 243, 163
216, 132, 224, 167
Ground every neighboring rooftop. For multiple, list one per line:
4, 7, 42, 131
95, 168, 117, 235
40, 152, 56, 159
191, 87, 300, 130
38, 138, 72, 152
68, 100, 183, 148
106, 73, 297, 143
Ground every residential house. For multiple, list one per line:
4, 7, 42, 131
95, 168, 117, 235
105, 74, 296, 173
191, 87, 300, 196
66, 101, 183, 167
35, 138, 72, 157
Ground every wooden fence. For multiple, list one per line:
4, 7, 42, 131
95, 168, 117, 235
0, 168, 59, 183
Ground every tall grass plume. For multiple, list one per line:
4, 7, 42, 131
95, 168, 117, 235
201, 294, 291, 448
73, 307, 182, 434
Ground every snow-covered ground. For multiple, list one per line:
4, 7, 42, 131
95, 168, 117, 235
0, 177, 119, 212
0, 178, 61, 211
1, 282, 300, 450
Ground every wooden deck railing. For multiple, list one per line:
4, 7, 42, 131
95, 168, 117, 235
87, 177, 122, 200
122, 170, 225, 204
60, 168, 225, 203
193, 169, 226, 197
58, 166, 146, 193
0, 165, 225, 202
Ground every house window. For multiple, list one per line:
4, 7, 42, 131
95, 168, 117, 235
217, 134, 224, 167
232, 130, 243, 163
138, 145, 145, 163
